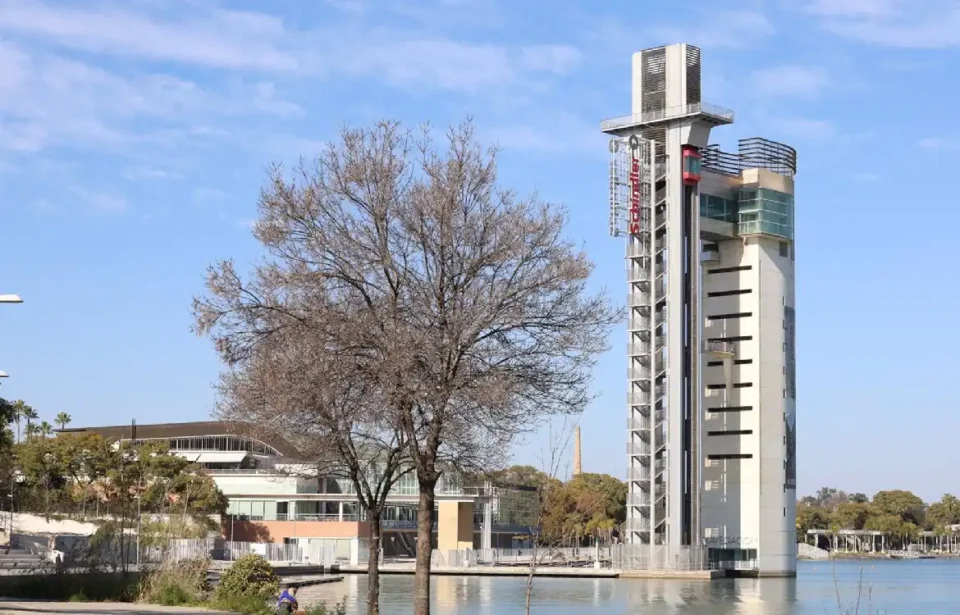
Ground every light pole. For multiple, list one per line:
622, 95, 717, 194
1, 293, 22, 548
134, 494, 142, 568
1, 372, 9, 540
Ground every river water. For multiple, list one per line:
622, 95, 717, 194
296, 559, 958, 614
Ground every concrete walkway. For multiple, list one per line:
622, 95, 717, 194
0, 600, 236, 614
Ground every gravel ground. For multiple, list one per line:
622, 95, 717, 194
0, 600, 237, 614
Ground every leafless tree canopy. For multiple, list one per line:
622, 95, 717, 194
194, 119, 618, 486
197, 120, 617, 614
194, 119, 618, 614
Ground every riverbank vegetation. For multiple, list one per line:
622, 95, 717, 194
798, 487, 960, 548
0, 554, 343, 615
0, 400, 227, 529
486, 465, 627, 546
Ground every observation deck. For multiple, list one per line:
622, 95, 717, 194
600, 102, 735, 136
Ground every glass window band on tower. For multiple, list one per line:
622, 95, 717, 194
700, 194, 738, 223
736, 188, 794, 239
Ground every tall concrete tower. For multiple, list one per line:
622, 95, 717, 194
602, 43, 797, 576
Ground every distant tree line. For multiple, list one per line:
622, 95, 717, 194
0, 398, 227, 525
798, 486, 960, 548
485, 465, 627, 547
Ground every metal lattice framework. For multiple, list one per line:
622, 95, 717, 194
610, 135, 668, 546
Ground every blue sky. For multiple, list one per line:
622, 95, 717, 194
0, 0, 955, 501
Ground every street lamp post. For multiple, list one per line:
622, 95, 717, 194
1, 293, 22, 548
134, 494, 142, 568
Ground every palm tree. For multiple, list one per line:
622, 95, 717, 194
22, 406, 38, 441
10, 401, 31, 443
55, 412, 71, 431
38, 421, 53, 439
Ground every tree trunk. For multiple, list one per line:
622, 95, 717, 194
367, 513, 382, 615
414, 486, 436, 615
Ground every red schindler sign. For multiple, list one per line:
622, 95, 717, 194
628, 136, 642, 235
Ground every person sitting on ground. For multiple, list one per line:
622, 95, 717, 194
277, 585, 299, 614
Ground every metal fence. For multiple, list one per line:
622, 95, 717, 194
142, 539, 708, 572
142, 538, 349, 567
609, 544, 710, 571
434, 546, 608, 568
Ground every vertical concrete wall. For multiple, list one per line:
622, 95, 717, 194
437, 501, 474, 552
699, 170, 796, 576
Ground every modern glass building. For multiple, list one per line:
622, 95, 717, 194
602, 43, 797, 576
60, 421, 539, 558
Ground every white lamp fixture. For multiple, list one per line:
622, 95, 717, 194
0, 371, 8, 378
0, 294, 22, 304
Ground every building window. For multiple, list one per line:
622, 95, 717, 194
707, 312, 753, 320
779, 241, 789, 257
707, 359, 752, 366
737, 188, 794, 240
706, 429, 754, 436
707, 454, 753, 460
706, 406, 752, 413
707, 265, 752, 274
709, 335, 753, 343
707, 289, 752, 297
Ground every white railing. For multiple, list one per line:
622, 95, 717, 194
431, 547, 610, 568
610, 544, 710, 571
601, 102, 735, 132
223, 540, 304, 562
275, 513, 361, 522
140, 538, 217, 564
625, 517, 650, 532
628, 443, 650, 456
139, 537, 356, 566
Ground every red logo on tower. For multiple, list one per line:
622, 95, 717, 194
628, 136, 642, 235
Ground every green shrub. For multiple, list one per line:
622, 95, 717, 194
214, 553, 280, 606
138, 557, 211, 606
305, 601, 347, 615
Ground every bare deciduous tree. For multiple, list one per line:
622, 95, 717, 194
194, 119, 619, 615
202, 328, 407, 615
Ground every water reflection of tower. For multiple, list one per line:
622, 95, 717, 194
731, 576, 798, 615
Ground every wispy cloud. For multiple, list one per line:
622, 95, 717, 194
807, 0, 960, 48
0, 0, 303, 71
72, 187, 127, 214
918, 136, 959, 150
848, 171, 881, 182
193, 187, 229, 207
766, 117, 837, 140
0, 1, 580, 91
806, 0, 902, 17
0, 0, 586, 156
122, 166, 182, 181
0, 39, 301, 153
485, 112, 605, 156
750, 66, 831, 99
651, 10, 775, 49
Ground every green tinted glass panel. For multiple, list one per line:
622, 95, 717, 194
700, 193, 739, 223
737, 188, 794, 239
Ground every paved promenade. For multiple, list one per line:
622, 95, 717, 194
0, 600, 236, 614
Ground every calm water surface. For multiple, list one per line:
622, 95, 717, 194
297, 560, 957, 614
